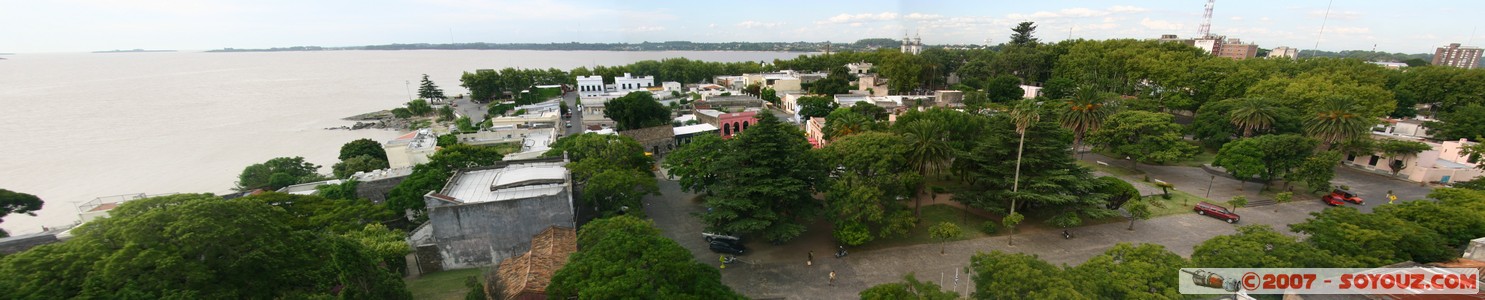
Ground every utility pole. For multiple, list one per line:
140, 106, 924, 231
405, 80, 413, 101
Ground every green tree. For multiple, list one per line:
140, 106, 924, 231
823, 107, 881, 140
1377, 139, 1431, 176
1067, 243, 1185, 299
1274, 191, 1293, 211
810, 67, 856, 96
1230, 98, 1278, 137
1291, 207, 1455, 265
454, 116, 475, 132
604, 92, 672, 130
1214, 135, 1319, 188
418, 74, 446, 100
760, 87, 779, 104
958, 116, 1116, 239
1376, 194, 1485, 248
0, 188, 44, 237
1009, 21, 1039, 45
1227, 196, 1247, 213
1427, 105, 1485, 142
1286, 151, 1344, 193
1042, 77, 1076, 100
700, 113, 826, 243
339, 138, 389, 161
797, 96, 838, 120
1086, 111, 1198, 170
1059, 87, 1114, 154
406, 99, 433, 116
897, 119, 952, 216
823, 132, 918, 246
969, 251, 1085, 299
236, 156, 326, 191
859, 273, 959, 300
0, 194, 411, 299
1192, 225, 1358, 268
548, 216, 744, 299
385, 144, 506, 217
662, 133, 726, 194
985, 75, 1025, 102
315, 179, 361, 200
391, 107, 413, 118
332, 155, 390, 178
1304, 98, 1375, 149
929, 222, 963, 254
1005, 99, 1041, 245
1002, 212, 1024, 246
1125, 200, 1151, 231
544, 133, 654, 180
582, 168, 659, 217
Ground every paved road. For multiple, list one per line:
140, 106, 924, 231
561, 91, 582, 135
642, 154, 1438, 299
452, 97, 486, 121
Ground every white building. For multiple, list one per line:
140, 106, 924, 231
385, 129, 440, 169
1267, 46, 1299, 59
613, 73, 655, 95
576, 75, 604, 99
847, 62, 874, 75
902, 34, 923, 55
1020, 85, 1043, 99
1344, 134, 1483, 184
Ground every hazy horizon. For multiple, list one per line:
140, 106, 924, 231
5, 0, 1482, 54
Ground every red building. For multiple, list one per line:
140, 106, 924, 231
695, 109, 759, 139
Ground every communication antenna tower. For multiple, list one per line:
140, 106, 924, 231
1198, 0, 1215, 38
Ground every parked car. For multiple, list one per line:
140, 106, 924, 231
702, 232, 741, 243
1321, 188, 1364, 206
1193, 201, 1240, 224
708, 240, 745, 255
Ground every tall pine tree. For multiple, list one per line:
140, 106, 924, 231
699, 113, 827, 243
417, 74, 446, 101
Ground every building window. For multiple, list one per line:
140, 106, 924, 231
1368, 155, 1381, 167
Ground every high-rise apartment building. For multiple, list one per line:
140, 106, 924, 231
1433, 43, 1483, 69
1217, 38, 1257, 60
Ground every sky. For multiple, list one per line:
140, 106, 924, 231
2, 0, 1481, 54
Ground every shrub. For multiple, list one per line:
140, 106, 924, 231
980, 221, 999, 234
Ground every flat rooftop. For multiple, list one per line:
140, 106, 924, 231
442, 162, 567, 204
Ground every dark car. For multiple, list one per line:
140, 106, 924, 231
1193, 201, 1240, 224
708, 240, 745, 255
1321, 189, 1364, 206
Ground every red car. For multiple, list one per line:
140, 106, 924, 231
1194, 201, 1241, 224
1322, 189, 1364, 206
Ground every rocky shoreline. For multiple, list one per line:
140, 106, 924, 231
327, 110, 412, 131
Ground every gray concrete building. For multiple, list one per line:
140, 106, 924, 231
407, 157, 574, 272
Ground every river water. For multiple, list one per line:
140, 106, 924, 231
0, 50, 806, 235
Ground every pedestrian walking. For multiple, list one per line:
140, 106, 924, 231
829, 271, 836, 286
1388, 190, 1397, 204
807, 250, 814, 266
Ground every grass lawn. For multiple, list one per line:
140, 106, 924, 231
406, 268, 483, 300
1140, 189, 1204, 217
1077, 160, 1146, 177
862, 204, 995, 250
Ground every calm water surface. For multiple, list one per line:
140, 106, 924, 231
0, 50, 806, 234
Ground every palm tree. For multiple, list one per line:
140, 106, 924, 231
1229, 98, 1276, 138
1006, 99, 1041, 246
1059, 87, 1111, 156
900, 120, 953, 217
1305, 98, 1373, 149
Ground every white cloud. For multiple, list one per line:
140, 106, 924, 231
737, 21, 784, 29
1108, 6, 1149, 13
1260, 17, 1271, 22
1309, 10, 1361, 20
1006, 6, 1148, 20
617, 26, 665, 33
821, 12, 899, 24
1229, 16, 1244, 21
1328, 26, 1371, 34
1139, 18, 1185, 31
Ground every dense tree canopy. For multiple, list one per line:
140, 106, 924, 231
236, 156, 327, 191
333, 154, 390, 178
797, 95, 839, 120
0, 194, 410, 299
1066, 243, 1185, 299
663, 133, 725, 194
698, 113, 827, 243
1192, 225, 1358, 268
859, 273, 959, 300
822, 132, 919, 245
548, 216, 744, 299
956, 116, 1115, 222
604, 92, 672, 131
1212, 134, 1319, 186
1086, 110, 1198, 169
1291, 207, 1456, 266
544, 133, 654, 181
969, 251, 1084, 299
1428, 105, 1485, 142
339, 138, 389, 161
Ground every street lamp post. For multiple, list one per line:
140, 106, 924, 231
405, 80, 413, 101
1206, 175, 1215, 198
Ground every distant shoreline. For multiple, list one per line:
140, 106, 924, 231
92, 49, 178, 53
204, 41, 887, 53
